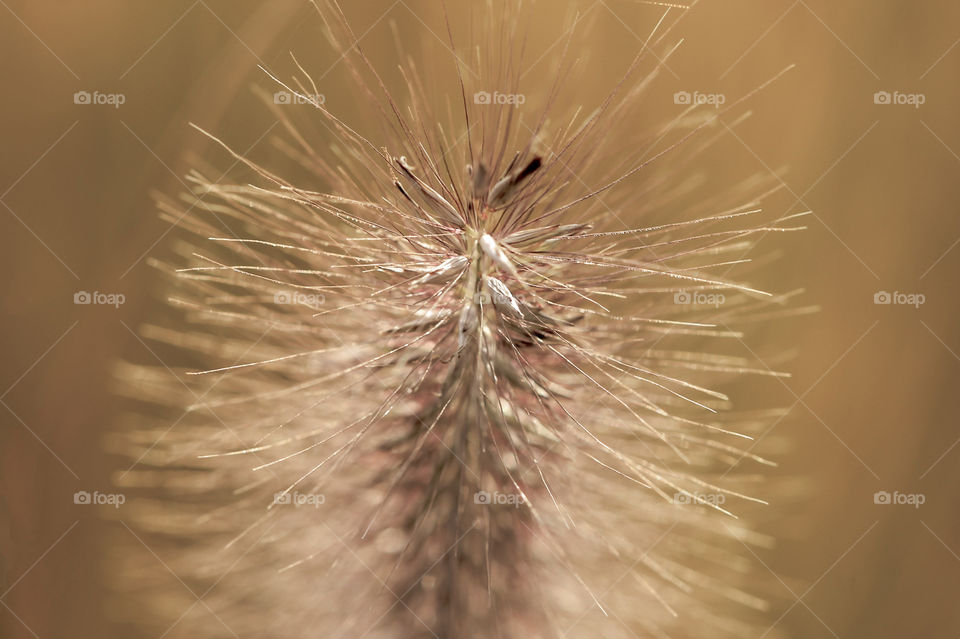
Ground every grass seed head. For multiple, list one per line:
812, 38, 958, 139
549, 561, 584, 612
113, 2, 803, 637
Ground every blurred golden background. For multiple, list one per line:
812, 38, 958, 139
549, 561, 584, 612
1, 1, 958, 637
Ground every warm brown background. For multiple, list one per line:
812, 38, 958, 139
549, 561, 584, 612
1, 1, 958, 637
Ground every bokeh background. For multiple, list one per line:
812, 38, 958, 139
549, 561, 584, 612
2, 1, 959, 637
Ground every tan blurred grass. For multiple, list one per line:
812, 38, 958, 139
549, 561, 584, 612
2, 1, 959, 637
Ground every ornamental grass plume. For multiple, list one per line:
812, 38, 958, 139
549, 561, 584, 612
113, 1, 804, 637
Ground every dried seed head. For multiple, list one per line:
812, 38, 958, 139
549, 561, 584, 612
112, 2, 804, 638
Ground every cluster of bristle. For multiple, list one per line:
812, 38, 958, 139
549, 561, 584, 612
112, 2, 803, 637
